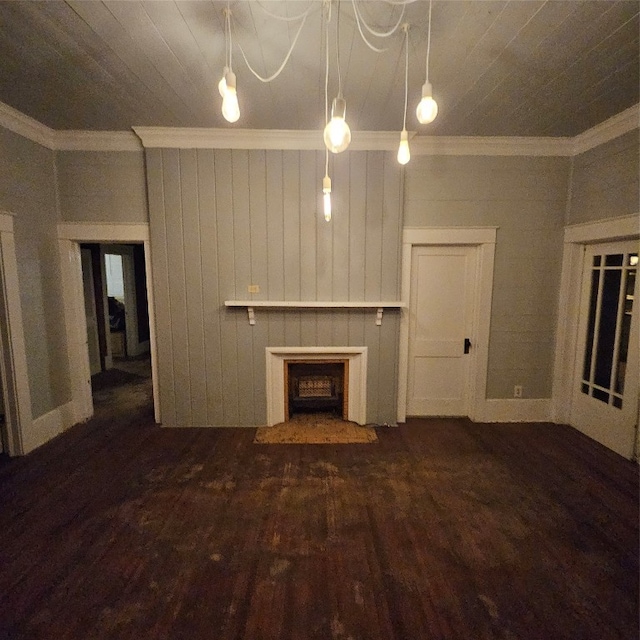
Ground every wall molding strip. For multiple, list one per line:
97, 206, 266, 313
1, 100, 637, 155
572, 104, 640, 156
55, 130, 142, 152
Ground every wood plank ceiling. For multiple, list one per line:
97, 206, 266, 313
0, 0, 637, 136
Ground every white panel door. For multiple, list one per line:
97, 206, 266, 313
407, 246, 476, 416
571, 240, 639, 459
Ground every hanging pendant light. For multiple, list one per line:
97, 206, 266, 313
221, 70, 240, 123
323, 174, 332, 221
397, 130, 410, 165
324, 95, 351, 153
416, 81, 437, 124
397, 24, 411, 165
416, 0, 438, 125
219, 7, 240, 123
324, 0, 350, 154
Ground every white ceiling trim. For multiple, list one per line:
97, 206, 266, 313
0, 100, 637, 156
55, 131, 142, 152
572, 104, 640, 156
133, 126, 573, 156
0, 101, 55, 149
131, 127, 413, 151
410, 136, 572, 157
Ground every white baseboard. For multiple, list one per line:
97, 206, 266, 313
22, 400, 81, 454
477, 399, 552, 423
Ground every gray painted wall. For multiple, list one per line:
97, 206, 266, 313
567, 131, 639, 225
0, 127, 70, 418
146, 148, 403, 427
404, 155, 570, 399
56, 150, 148, 223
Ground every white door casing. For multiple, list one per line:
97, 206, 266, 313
552, 214, 639, 458
407, 245, 477, 416
398, 227, 497, 423
570, 240, 639, 459
58, 223, 160, 424
81, 248, 101, 376
0, 212, 33, 455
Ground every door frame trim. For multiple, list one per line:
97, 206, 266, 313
551, 214, 640, 427
398, 227, 497, 422
0, 211, 33, 455
57, 223, 160, 424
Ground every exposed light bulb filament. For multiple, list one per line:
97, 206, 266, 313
221, 70, 240, 123
323, 175, 332, 222
323, 97, 351, 153
397, 130, 410, 165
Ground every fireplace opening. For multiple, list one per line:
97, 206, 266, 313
285, 360, 347, 420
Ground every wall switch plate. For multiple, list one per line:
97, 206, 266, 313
247, 284, 259, 294
514, 385, 523, 398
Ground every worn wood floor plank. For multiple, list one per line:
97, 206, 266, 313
0, 371, 637, 640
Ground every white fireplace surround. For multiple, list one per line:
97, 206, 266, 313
265, 347, 368, 426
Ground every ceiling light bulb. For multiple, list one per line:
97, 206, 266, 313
218, 66, 229, 97
323, 175, 332, 221
221, 70, 240, 123
397, 130, 410, 165
416, 82, 438, 124
323, 97, 351, 153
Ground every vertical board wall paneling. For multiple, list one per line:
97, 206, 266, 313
146, 149, 176, 426
180, 149, 207, 426
381, 152, 404, 299
347, 154, 367, 349
162, 149, 191, 427
299, 152, 318, 347
265, 151, 286, 346
282, 152, 302, 346
316, 151, 334, 347
214, 149, 240, 425
248, 150, 269, 424
146, 149, 403, 426
196, 150, 224, 426
231, 150, 256, 426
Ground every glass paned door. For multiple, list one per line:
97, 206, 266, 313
580, 251, 637, 409
571, 240, 639, 460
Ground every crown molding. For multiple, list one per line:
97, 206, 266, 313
132, 127, 409, 151
410, 135, 572, 157
1, 100, 637, 156
132, 127, 573, 155
572, 104, 639, 155
0, 102, 56, 149
54, 130, 142, 152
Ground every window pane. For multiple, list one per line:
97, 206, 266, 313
593, 256, 602, 267
628, 254, 638, 267
593, 269, 621, 389
592, 388, 609, 403
614, 270, 635, 395
582, 269, 600, 381
605, 254, 624, 267
613, 396, 622, 409
581, 383, 589, 394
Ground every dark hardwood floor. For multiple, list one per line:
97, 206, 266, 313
0, 366, 637, 640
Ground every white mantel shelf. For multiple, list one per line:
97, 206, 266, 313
224, 300, 406, 326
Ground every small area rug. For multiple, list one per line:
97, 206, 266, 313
254, 413, 378, 444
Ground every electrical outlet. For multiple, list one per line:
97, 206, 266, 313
514, 385, 523, 398
247, 284, 259, 294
